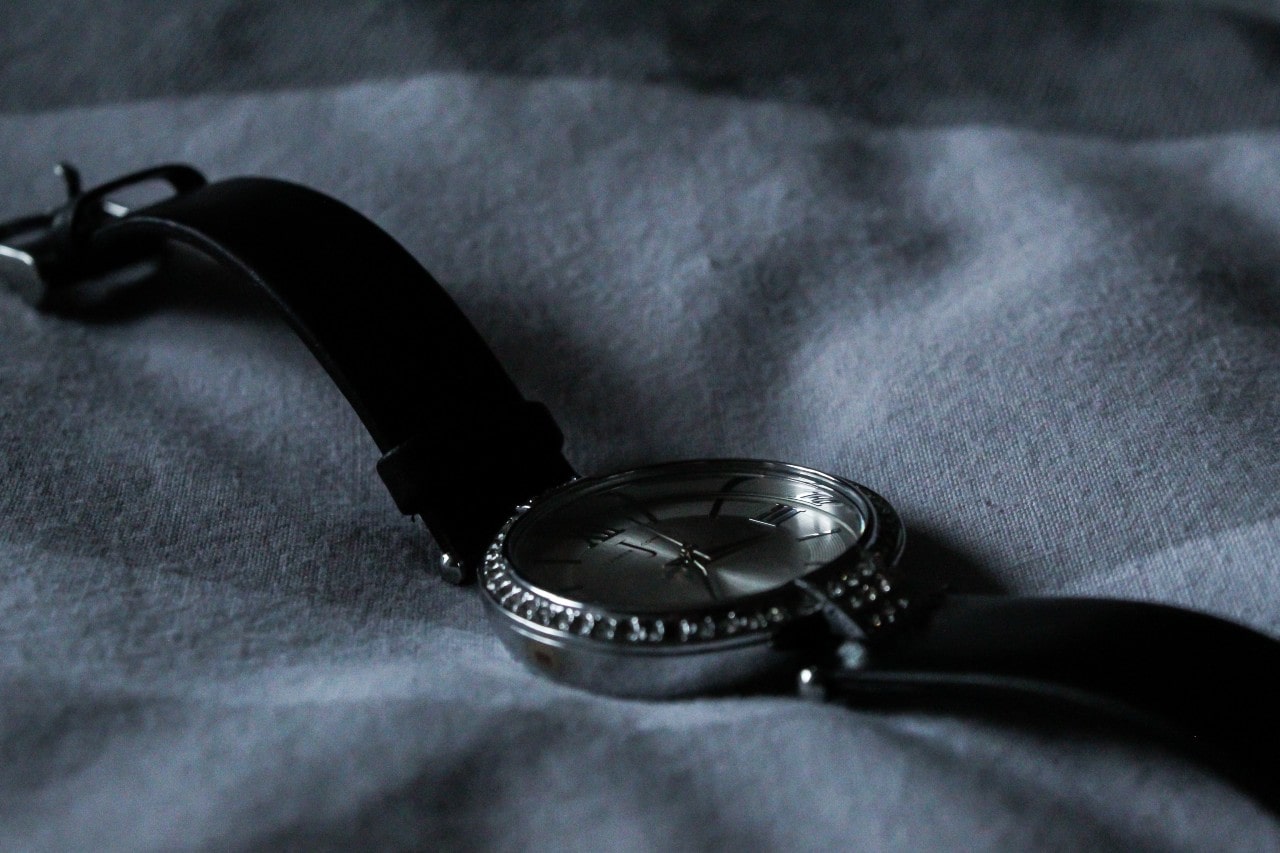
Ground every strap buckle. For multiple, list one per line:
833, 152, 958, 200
0, 162, 206, 310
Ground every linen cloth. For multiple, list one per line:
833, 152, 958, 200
2, 2, 1279, 849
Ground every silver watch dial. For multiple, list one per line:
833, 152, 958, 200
503, 461, 872, 613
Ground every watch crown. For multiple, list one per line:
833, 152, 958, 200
437, 552, 473, 585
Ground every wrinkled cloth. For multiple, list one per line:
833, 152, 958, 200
2, 2, 1279, 849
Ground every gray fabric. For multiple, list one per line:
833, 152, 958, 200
2, 2, 1279, 849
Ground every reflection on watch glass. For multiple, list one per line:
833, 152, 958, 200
506, 464, 868, 612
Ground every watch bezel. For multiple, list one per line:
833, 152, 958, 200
479, 459, 905, 654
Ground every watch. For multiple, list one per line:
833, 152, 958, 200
4, 164, 1279, 812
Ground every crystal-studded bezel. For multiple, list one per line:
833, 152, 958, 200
479, 459, 905, 652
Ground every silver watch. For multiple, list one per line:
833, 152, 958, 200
478, 458, 908, 697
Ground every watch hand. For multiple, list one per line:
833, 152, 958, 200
704, 532, 773, 562
686, 557, 721, 601
627, 522, 697, 555
657, 542, 721, 601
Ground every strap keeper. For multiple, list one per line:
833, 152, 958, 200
376, 400, 565, 516
376, 399, 576, 565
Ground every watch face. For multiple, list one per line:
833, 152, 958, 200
482, 460, 903, 695
500, 460, 875, 613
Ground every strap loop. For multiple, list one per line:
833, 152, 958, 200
377, 400, 577, 569
377, 400, 569, 516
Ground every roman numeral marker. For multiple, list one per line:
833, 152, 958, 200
582, 527, 622, 547
751, 504, 800, 527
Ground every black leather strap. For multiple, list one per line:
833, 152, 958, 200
818, 594, 1280, 812
85, 177, 576, 569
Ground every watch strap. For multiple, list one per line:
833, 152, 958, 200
2, 167, 576, 572
812, 593, 1280, 812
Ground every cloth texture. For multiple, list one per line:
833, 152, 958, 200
2, 2, 1279, 849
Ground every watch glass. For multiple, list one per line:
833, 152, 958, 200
503, 461, 871, 613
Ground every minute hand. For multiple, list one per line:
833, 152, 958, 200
624, 523, 711, 562
630, 524, 694, 553
704, 532, 774, 562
